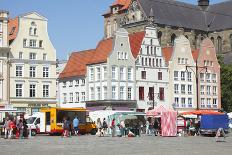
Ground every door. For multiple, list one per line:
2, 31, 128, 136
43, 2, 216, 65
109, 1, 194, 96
45, 112, 51, 132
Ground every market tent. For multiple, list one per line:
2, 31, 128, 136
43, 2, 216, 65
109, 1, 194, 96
146, 105, 168, 116
180, 110, 223, 115
162, 111, 177, 137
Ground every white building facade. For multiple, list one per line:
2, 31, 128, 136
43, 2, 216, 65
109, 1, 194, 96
9, 12, 57, 114
135, 26, 169, 112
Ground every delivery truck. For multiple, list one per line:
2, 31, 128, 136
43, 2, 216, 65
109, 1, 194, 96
200, 114, 229, 135
26, 107, 97, 136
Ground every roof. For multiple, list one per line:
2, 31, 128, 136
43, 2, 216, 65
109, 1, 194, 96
59, 49, 95, 79
113, 0, 232, 32
103, 0, 131, 16
60, 31, 145, 79
8, 17, 19, 42
162, 47, 199, 63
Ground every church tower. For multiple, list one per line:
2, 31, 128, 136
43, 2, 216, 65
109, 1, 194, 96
198, 0, 210, 10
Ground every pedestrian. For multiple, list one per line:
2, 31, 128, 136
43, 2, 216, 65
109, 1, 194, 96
111, 118, 116, 137
22, 118, 28, 139
146, 119, 150, 135
215, 128, 226, 142
4, 117, 10, 139
62, 117, 68, 137
96, 118, 103, 137
153, 119, 159, 136
102, 118, 108, 136
120, 120, 125, 137
17, 119, 23, 139
73, 116, 79, 136
67, 117, 72, 137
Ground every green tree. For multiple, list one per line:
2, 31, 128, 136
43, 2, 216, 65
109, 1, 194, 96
218, 55, 232, 112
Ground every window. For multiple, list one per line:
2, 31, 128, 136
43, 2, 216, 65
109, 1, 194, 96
29, 66, 36, 77
19, 52, 23, 59
81, 79, 85, 86
160, 59, 162, 67
0, 22, 2, 32
201, 98, 205, 108
181, 84, 185, 94
200, 85, 205, 95
207, 86, 211, 95
213, 99, 217, 108
200, 73, 204, 82
120, 67, 124, 80
207, 98, 211, 108
112, 67, 116, 80
206, 73, 210, 82
16, 84, 23, 97
159, 87, 164, 101
69, 93, 73, 103
128, 87, 132, 100
149, 58, 151, 66
213, 86, 217, 95
29, 27, 33, 35
147, 46, 149, 55
29, 39, 36, 47
212, 74, 216, 83
181, 98, 186, 108
97, 87, 101, 100
43, 85, 49, 97
39, 40, 43, 48
75, 80, 79, 87
63, 93, 67, 103
104, 86, 107, 99
181, 71, 185, 81
16, 66, 23, 77
185, 58, 188, 65
178, 58, 181, 64
174, 84, 179, 94
174, 71, 178, 81
29, 84, 36, 97
69, 81, 73, 87
63, 82, 66, 88
120, 87, 124, 100
139, 87, 144, 100
187, 72, 192, 81
29, 53, 36, 60
141, 71, 146, 79
0, 38, 2, 47
103, 67, 107, 80
188, 98, 192, 108
156, 59, 158, 67
90, 68, 94, 81
171, 33, 176, 46
217, 36, 222, 53
81, 92, 85, 102
142, 57, 144, 66
34, 28, 37, 35
175, 97, 179, 108
23, 39, 27, 47
188, 85, 192, 94
91, 87, 94, 100
43, 67, 49, 77
75, 92, 79, 102
128, 68, 132, 81
125, 52, 128, 59
97, 67, 101, 81
112, 86, 116, 99
158, 72, 162, 80
43, 54, 47, 60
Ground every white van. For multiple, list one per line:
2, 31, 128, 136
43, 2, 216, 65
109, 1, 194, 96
26, 112, 45, 136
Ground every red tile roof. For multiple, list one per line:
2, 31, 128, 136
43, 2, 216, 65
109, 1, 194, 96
8, 17, 19, 42
103, 0, 131, 16
162, 47, 199, 63
60, 31, 145, 79
59, 49, 95, 79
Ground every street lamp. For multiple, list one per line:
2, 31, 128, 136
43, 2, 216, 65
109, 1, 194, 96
186, 61, 207, 110
148, 86, 159, 109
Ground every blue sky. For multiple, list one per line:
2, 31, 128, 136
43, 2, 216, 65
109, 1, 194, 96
0, 0, 226, 60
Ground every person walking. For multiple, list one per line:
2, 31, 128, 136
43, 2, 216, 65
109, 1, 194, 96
17, 119, 23, 139
111, 118, 116, 137
102, 118, 108, 136
73, 117, 79, 136
153, 119, 159, 136
96, 118, 103, 137
4, 117, 10, 139
146, 119, 150, 135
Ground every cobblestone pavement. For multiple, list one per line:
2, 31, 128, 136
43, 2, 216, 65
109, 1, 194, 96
0, 134, 231, 155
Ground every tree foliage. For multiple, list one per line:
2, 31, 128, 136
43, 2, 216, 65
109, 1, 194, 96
218, 55, 232, 112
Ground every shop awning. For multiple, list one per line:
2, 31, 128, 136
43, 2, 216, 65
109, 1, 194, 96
180, 110, 223, 115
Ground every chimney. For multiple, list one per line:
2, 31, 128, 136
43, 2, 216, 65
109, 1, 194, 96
198, 0, 209, 10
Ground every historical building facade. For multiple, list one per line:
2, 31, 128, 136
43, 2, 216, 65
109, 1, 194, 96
103, 0, 232, 63
8, 12, 57, 114
0, 10, 10, 109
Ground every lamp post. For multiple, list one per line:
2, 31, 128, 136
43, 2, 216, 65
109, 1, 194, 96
150, 86, 159, 109
186, 61, 207, 110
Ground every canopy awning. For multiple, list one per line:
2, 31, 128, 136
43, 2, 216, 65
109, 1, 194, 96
180, 110, 223, 115
146, 105, 170, 116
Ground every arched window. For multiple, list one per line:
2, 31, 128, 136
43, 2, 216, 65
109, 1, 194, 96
29, 27, 32, 35
171, 33, 176, 46
156, 59, 159, 67
153, 58, 155, 67
158, 31, 162, 45
147, 46, 149, 55
230, 34, 232, 51
113, 19, 117, 32
210, 37, 214, 44
149, 58, 151, 66
145, 58, 148, 66
217, 36, 222, 53
141, 57, 144, 66
34, 28, 37, 35
107, 21, 111, 38
159, 59, 162, 67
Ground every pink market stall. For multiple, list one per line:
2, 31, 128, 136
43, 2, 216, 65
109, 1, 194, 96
146, 105, 177, 137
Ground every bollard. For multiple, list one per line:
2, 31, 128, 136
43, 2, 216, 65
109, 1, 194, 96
28, 126, 32, 138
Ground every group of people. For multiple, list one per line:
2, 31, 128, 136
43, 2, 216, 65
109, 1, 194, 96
96, 118, 108, 137
2, 115, 28, 139
146, 118, 161, 136
62, 116, 79, 138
